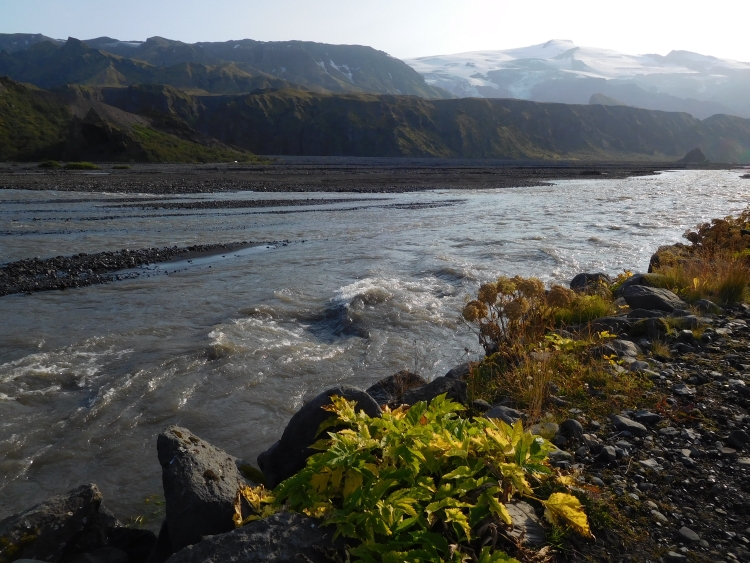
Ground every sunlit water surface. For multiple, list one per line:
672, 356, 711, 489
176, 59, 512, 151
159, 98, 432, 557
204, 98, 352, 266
1, 169, 748, 523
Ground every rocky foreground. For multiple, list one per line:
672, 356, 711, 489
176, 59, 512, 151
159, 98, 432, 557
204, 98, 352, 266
4, 275, 750, 563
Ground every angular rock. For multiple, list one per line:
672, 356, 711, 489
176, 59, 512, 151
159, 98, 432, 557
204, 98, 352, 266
365, 370, 427, 406
639, 458, 663, 471
727, 430, 750, 450
164, 512, 342, 563
504, 501, 546, 546
613, 273, 654, 297
570, 273, 612, 293
485, 405, 524, 425
672, 383, 695, 396
633, 410, 662, 425
610, 415, 648, 436
444, 362, 471, 380
598, 446, 617, 463
258, 386, 381, 489
588, 316, 633, 336
107, 527, 157, 563
622, 285, 687, 312
471, 399, 492, 412
0, 484, 113, 563
401, 376, 468, 406
157, 426, 246, 553
605, 339, 642, 358
627, 309, 666, 319
628, 360, 651, 373
558, 419, 584, 441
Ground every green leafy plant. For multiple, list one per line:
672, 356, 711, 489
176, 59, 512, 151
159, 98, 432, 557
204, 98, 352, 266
248, 395, 593, 563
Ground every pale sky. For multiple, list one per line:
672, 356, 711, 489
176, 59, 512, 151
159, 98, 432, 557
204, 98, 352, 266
1, 0, 749, 61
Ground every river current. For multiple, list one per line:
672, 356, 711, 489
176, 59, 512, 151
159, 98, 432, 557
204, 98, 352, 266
1, 169, 748, 524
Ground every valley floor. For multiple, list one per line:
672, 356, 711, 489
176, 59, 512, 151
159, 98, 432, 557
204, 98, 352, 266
0, 160, 699, 195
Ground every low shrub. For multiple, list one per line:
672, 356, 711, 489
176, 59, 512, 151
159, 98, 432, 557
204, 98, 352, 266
112, 164, 131, 170
238, 395, 591, 562
65, 161, 100, 170
650, 254, 750, 306
554, 294, 613, 326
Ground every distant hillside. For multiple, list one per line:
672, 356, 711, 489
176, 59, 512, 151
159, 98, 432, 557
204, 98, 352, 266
95, 86, 750, 162
0, 77, 255, 162
0, 34, 450, 98
3, 75, 750, 163
406, 40, 750, 119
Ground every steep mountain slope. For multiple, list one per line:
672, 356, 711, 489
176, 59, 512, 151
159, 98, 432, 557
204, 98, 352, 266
0, 77, 254, 162
0, 33, 63, 53
406, 40, 750, 119
92, 87, 750, 162
0, 34, 450, 98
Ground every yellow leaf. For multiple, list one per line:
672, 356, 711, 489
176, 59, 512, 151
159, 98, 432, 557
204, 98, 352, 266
483, 493, 512, 525
311, 469, 331, 493
556, 475, 576, 488
232, 491, 243, 527
543, 493, 594, 538
343, 470, 364, 499
444, 508, 472, 540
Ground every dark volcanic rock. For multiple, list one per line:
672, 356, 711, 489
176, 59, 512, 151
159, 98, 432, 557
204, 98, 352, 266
485, 405, 524, 425
570, 272, 612, 292
609, 414, 648, 436
588, 316, 633, 336
622, 285, 687, 312
558, 419, 585, 441
444, 362, 471, 380
157, 426, 245, 553
257, 386, 381, 489
365, 370, 427, 406
400, 376, 468, 406
163, 512, 341, 563
0, 484, 112, 563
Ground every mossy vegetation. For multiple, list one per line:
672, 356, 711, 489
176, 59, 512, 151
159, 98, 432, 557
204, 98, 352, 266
0, 77, 70, 161
65, 161, 100, 170
130, 125, 255, 163
37, 160, 61, 168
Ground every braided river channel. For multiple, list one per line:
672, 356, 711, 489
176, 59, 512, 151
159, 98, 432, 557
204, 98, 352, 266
1, 169, 749, 524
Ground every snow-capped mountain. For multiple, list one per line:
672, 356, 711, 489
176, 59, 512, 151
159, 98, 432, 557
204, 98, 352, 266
405, 40, 750, 119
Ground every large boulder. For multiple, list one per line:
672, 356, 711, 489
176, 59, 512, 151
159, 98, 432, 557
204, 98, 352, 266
366, 371, 427, 407
157, 426, 246, 553
622, 285, 687, 312
612, 273, 656, 298
257, 386, 381, 489
164, 512, 342, 563
0, 484, 116, 563
570, 273, 612, 293
400, 377, 468, 406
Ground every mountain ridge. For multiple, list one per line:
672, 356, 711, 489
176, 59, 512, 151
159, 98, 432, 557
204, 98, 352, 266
405, 40, 750, 119
0, 34, 450, 99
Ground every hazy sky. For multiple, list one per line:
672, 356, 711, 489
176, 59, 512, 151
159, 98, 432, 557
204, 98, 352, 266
2, 0, 749, 61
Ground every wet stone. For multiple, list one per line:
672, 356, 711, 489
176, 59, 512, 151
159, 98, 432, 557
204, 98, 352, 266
678, 526, 701, 543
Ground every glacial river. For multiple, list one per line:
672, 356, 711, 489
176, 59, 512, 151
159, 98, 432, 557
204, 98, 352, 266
1, 169, 748, 524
